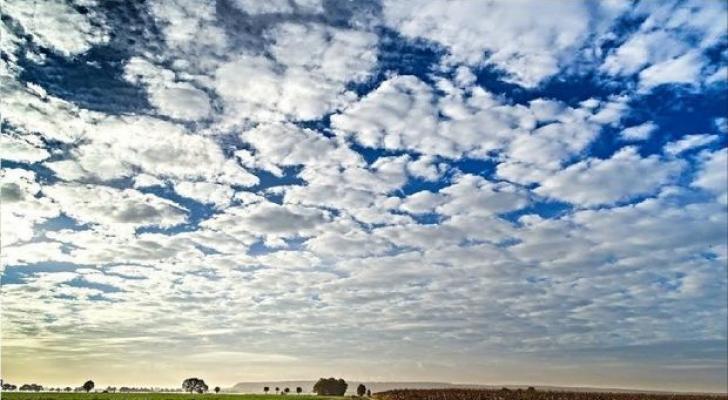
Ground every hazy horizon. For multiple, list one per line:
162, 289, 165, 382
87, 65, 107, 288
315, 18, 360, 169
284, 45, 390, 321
1, 0, 726, 394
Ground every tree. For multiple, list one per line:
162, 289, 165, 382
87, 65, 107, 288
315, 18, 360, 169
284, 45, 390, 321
357, 384, 366, 397
214, 387, 221, 394
64, 387, 72, 392
20, 384, 43, 392
83, 381, 95, 393
296, 387, 302, 395
275, 387, 280, 394
366, 390, 371, 397
264, 387, 270, 395
312, 378, 347, 396
2, 383, 17, 391
284, 388, 290, 395
182, 378, 209, 394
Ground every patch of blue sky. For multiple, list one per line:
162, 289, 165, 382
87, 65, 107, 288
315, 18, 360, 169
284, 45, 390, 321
135, 185, 213, 234
66, 276, 124, 293
247, 237, 308, 256
348, 27, 444, 97
1, 262, 84, 285
499, 200, 573, 225
17, 45, 152, 114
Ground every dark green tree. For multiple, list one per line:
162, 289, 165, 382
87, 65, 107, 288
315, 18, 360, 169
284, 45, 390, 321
264, 387, 270, 394
182, 378, 208, 394
296, 387, 302, 395
2, 383, 17, 391
82, 381, 95, 393
312, 378, 347, 396
214, 386, 221, 394
357, 385, 366, 397
284, 388, 290, 395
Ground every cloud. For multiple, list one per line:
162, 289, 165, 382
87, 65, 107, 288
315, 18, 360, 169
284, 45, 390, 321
332, 75, 535, 158
239, 123, 362, 175
383, 0, 626, 87
0, 133, 50, 163
3, 0, 109, 56
215, 22, 377, 122
535, 147, 685, 207
231, 0, 323, 15
202, 201, 330, 243
638, 51, 705, 91
124, 57, 212, 121
436, 174, 529, 217
47, 115, 258, 185
174, 181, 235, 209
664, 134, 720, 155
692, 148, 727, 204
1, 168, 60, 246
620, 122, 658, 141
43, 183, 188, 233
601, 0, 727, 90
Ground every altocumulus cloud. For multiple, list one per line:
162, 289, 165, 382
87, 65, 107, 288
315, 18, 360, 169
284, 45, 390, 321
1, 0, 726, 392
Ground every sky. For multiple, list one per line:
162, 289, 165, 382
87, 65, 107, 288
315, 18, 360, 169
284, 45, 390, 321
1, 0, 727, 393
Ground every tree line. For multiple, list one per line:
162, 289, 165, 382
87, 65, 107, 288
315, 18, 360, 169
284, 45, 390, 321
1, 377, 372, 397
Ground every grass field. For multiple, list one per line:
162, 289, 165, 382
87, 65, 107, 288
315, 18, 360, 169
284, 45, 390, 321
0, 394, 339, 400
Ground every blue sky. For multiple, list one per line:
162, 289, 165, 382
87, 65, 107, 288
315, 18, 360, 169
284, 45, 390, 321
1, 0, 727, 393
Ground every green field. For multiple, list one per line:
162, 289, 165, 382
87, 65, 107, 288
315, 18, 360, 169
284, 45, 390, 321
1, 394, 340, 400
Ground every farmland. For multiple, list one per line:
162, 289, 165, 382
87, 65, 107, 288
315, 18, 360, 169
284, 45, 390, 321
373, 389, 728, 400
0, 394, 337, 400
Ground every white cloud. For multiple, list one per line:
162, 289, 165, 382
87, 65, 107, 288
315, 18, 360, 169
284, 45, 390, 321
1, 83, 90, 143
215, 23, 377, 122
3, 0, 108, 56
202, 201, 329, 242
399, 190, 444, 215
1, 168, 60, 246
437, 174, 530, 217
133, 174, 165, 189
664, 134, 719, 155
383, 0, 626, 87
231, 0, 323, 15
407, 155, 445, 181
150, 0, 229, 59
601, 30, 687, 76
1, 133, 50, 163
174, 181, 235, 208
47, 115, 258, 186
601, 1, 727, 90
124, 57, 212, 121
638, 51, 705, 91
535, 147, 685, 207
332, 75, 535, 158
692, 148, 727, 204
620, 122, 658, 141
43, 183, 188, 233
240, 123, 362, 175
